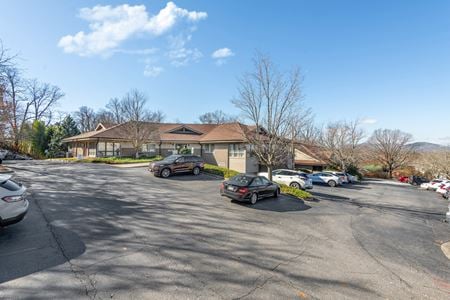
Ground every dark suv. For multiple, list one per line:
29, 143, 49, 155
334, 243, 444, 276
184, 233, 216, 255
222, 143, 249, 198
149, 154, 205, 178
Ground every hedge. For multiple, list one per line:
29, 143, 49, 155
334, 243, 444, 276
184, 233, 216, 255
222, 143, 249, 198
203, 164, 240, 179
279, 184, 312, 200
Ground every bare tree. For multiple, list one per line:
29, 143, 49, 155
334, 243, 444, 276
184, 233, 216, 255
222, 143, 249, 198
95, 109, 115, 125
119, 90, 158, 158
319, 120, 364, 171
149, 110, 165, 123
369, 129, 414, 178
27, 79, 64, 123
2, 67, 31, 150
106, 97, 124, 124
232, 53, 302, 180
416, 150, 450, 179
0, 40, 16, 72
199, 110, 236, 124
74, 106, 97, 132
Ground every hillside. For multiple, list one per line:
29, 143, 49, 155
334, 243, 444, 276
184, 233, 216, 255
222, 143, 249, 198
408, 142, 450, 152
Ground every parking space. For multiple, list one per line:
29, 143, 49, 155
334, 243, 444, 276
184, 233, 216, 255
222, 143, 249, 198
1, 161, 449, 299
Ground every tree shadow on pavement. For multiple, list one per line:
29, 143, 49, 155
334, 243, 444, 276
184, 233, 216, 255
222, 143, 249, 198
0, 162, 380, 299
0, 224, 85, 284
232, 196, 312, 212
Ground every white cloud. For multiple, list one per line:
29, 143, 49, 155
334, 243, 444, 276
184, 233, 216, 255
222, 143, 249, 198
143, 65, 164, 77
211, 48, 234, 59
113, 48, 159, 55
211, 48, 234, 65
166, 33, 202, 67
361, 118, 377, 125
58, 2, 207, 56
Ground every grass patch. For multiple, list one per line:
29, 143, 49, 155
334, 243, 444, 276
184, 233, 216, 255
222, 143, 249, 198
203, 164, 240, 179
279, 184, 312, 200
51, 156, 163, 164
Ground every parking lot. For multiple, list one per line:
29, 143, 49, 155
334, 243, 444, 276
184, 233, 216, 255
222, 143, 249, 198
1, 161, 449, 299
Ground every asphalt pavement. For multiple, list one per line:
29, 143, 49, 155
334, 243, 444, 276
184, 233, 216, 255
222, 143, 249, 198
1, 161, 449, 299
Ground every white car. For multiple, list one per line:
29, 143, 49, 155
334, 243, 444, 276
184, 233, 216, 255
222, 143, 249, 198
324, 171, 349, 184
308, 172, 342, 187
258, 169, 313, 190
346, 173, 359, 183
425, 179, 447, 191
436, 181, 450, 195
0, 174, 29, 227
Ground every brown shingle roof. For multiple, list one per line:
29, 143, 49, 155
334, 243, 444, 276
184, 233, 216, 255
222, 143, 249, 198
200, 122, 249, 142
294, 143, 329, 166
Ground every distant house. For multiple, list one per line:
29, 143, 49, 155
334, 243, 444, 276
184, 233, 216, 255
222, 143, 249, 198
294, 143, 328, 172
63, 122, 327, 173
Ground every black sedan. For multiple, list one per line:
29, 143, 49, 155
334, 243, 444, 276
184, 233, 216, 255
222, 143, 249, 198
220, 174, 280, 204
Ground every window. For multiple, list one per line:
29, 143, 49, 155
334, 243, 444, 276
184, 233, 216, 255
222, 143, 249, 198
278, 171, 291, 176
97, 142, 119, 157
250, 177, 264, 186
141, 143, 156, 152
203, 144, 215, 153
260, 177, 271, 185
229, 144, 245, 158
175, 156, 185, 163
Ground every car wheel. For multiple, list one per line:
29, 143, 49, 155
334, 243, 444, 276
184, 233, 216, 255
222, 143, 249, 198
274, 188, 280, 198
290, 182, 301, 189
161, 168, 171, 178
328, 180, 337, 187
192, 167, 200, 176
250, 193, 258, 205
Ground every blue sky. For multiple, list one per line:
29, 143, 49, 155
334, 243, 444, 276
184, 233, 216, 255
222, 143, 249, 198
1, 0, 449, 143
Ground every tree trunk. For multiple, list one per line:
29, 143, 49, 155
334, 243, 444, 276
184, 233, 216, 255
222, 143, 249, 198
267, 165, 273, 181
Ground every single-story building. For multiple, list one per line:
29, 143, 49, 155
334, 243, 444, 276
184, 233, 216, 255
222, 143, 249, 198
294, 143, 328, 172
62, 122, 327, 174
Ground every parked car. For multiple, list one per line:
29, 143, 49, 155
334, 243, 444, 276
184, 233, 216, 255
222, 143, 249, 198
149, 154, 204, 178
0, 149, 7, 164
308, 172, 342, 187
345, 173, 359, 183
324, 171, 349, 184
220, 174, 279, 204
425, 179, 446, 191
258, 169, 313, 190
408, 175, 428, 186
0, 174, 29, 227
398, 176, 409, 183
436, 181, 450, 195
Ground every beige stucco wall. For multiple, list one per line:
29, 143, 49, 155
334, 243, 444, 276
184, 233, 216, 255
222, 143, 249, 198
206, 144, 229, 168
229, 157, 247, 173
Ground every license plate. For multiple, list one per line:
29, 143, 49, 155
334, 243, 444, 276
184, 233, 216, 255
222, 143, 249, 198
227, 186, 235, 191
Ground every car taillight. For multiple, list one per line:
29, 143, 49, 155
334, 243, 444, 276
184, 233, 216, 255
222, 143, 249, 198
238, 187, 249, 194
2, 195, 23, 203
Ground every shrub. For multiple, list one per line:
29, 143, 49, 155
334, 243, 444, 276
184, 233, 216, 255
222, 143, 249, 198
203, 164, 239, 179
179, 148, 191, 154
279, 184, 312, 199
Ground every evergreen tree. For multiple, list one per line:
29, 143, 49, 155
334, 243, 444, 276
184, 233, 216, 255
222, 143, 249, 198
46, 115, 80, 157
30, 120, 47, 157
